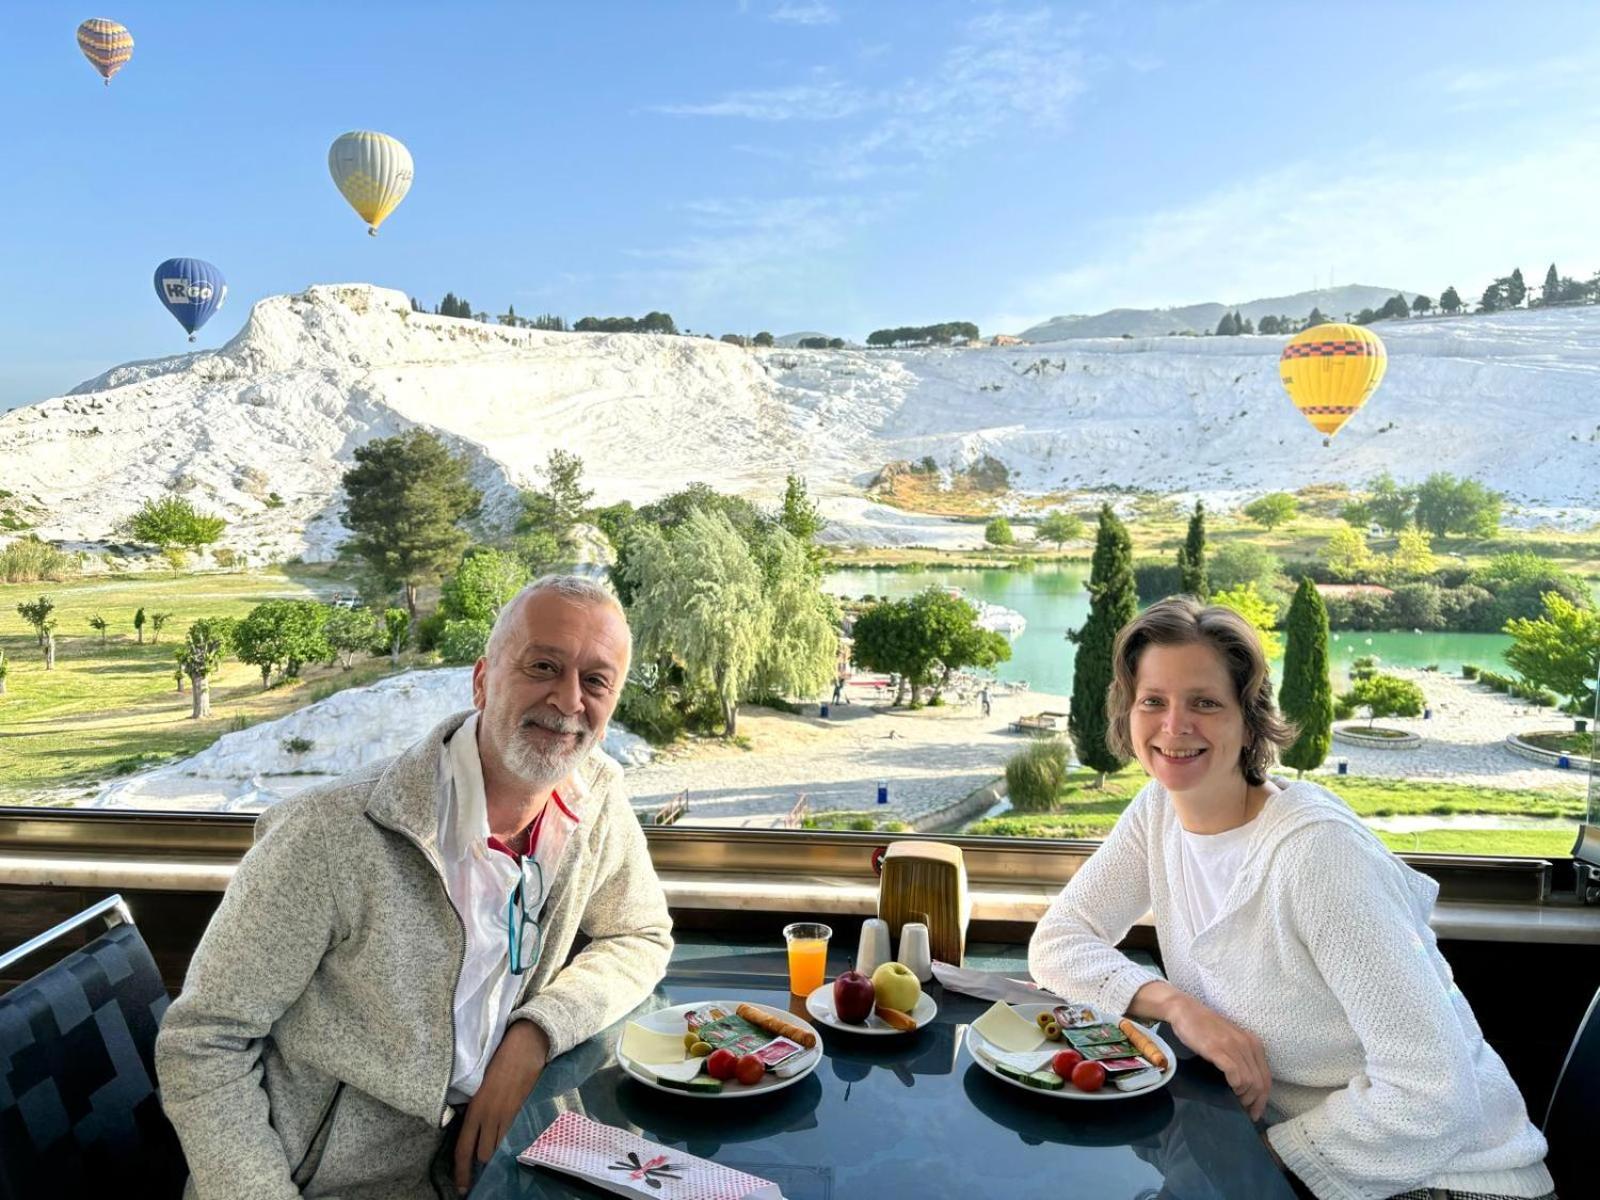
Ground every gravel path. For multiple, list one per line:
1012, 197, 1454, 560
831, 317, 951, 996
626, 682, 1060, 827
627, 669, 1588, 829
1308, 668, 1588, 793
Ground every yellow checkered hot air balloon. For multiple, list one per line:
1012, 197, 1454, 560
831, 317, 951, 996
76, 18, 134, 86
1278, 323, 1387, 444
328, 131, 414, 236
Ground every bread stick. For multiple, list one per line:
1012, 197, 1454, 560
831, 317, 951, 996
1118, 1018, 1168, 1071
735, 1003, 817, 1049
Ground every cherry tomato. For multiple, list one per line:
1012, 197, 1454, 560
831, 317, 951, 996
1051, 1049, 1084, 1079
1070, 1059, 1107, 1093
734, 1054, 766, 1086
705, 1049, 738, 1081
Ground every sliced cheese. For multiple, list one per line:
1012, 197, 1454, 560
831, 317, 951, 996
972, 1001, 1045, 1053
620, 1022, 688, 1065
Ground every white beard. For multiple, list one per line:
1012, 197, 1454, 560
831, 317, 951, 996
498, 713, 596, 790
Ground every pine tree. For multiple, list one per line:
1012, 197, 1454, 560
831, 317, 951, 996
1440, 286, 1461, 314
1506, 267, 1526, 308
1543, 263, 1560, 305
1068, 505, 1138, 785
1279, 577, 1333, 775
1306, 306, 1328, 326
1182, 500, 1208, 600
1215, 312, 1236, 336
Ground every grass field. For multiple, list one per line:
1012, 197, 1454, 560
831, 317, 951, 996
0, 568, 417, 803
963, 762, 1583, 856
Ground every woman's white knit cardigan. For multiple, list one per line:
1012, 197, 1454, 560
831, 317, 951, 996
1027, 780, 1553, 1200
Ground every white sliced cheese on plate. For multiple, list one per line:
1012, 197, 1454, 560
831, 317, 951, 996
620, 1021, 689, 1065
972, 1001, 1046, 1053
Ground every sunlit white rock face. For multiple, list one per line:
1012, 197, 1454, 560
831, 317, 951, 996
4, 282, 1599, 567
92, 666, 653, 812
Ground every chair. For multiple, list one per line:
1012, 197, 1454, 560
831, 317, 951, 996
1543, 982, 1599, 1198
0, 895, 187, 1200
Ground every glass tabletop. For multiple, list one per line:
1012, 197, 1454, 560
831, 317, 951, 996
471, 938, 1297, 1199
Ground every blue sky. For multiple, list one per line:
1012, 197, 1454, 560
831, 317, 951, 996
2, 0, 1597, 408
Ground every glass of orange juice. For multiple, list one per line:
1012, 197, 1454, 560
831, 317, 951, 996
783, 922, 832, 996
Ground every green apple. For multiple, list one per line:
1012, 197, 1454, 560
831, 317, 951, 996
870, 961, 921, 1013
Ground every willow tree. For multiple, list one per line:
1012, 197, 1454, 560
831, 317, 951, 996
1279, 577, 1333, 775
627, 509, 767, 737
750, 526, 838, 703
1069, 505, 1138, 785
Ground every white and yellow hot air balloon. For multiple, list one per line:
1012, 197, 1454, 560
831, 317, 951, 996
1278, 323, 1387, 444
328, 131, 413, 235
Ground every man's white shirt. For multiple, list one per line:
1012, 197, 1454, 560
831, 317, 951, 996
438, 713, 580, 1102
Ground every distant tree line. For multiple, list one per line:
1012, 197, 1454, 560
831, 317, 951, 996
798, 336, 846, 349
866, 322, 979, 347
573, 312, 679, 335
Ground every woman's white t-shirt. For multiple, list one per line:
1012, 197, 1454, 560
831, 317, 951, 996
1178, 814, 1260, 934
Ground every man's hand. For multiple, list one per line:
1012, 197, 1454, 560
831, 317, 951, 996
453, 1020, 550, 1194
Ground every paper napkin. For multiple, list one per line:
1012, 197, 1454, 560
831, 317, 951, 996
519, 1112, 784, 1199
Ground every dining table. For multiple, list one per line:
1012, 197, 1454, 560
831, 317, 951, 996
470, 934, 1299, 1199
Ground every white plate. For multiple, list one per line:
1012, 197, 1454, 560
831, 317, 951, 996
804, 985, 938, 1035
964, 1002, 1176, 1102
616, 1000, 822, 1100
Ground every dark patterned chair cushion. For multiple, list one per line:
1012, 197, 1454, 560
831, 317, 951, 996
0, 921, 187, 1199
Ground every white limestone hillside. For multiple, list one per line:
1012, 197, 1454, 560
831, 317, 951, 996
92, 667, 652, 812
3, 283, 1598, 565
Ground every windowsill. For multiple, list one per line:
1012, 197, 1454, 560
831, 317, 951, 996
3, 852, 1596, 944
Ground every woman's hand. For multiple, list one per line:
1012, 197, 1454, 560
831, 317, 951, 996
1132, 982, 1272, 1120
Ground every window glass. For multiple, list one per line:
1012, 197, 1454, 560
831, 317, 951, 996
0, 6, 1592, 862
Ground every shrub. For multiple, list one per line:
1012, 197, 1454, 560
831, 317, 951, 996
984, 517, 1015, 546
1134, 560, 1183, 603
1350, 655, 1380, 680
0, 535, 78, 583
437, 618, 491, 664
1333, 694, 1357, 720
414, 610, 447, 653
281, 736, 315, 754
614, 684, 686, 745
1005, 739, 1070, 813
213, 547, 240, 569
1461, 664, 1480, 679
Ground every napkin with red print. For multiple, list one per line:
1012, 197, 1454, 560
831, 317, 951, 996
518, 1112, 784, 1199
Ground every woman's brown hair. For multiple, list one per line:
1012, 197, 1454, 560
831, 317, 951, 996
1105, 596, 1297, 786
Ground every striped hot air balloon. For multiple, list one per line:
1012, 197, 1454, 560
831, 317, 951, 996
328, 131, 414, 235
76, 18, 134, 85
1278, 323, 1387, 444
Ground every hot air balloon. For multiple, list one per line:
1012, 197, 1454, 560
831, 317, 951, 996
76, 18, 134, 85
153, 259, 227, 342
1278, 323, 1387, 444
328, 131, 413, 235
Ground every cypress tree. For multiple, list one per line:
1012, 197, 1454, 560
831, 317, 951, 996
1279, 576, 1333, 776
1181, 501, 1208, 599
1069, 504, 1138, 785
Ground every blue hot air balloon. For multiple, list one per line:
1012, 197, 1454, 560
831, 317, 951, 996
153, 258, 227, 341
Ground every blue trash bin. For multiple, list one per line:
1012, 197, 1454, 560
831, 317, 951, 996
876, 780, 889, 805
1558, 754, 1572, 770
1336, 758, 1349, 776
820, 703, 830, 719
1423, 707, 1432, 720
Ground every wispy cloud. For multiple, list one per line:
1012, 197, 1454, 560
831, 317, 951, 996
653, 78, 864, 121
984, 133, 1600, 333
1425, 47, 1600, 111
770, 1, 838, 26
654, 5, 1089, 178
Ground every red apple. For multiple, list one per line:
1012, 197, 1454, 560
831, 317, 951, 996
832, 970, 876, 1024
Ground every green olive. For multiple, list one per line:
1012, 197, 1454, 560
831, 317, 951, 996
689, 1041, 713, 1057
684, 1031, 700, 1050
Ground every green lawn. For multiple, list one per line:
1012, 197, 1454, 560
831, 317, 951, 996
964, 762, 1583, 857
0, 568, 418, 802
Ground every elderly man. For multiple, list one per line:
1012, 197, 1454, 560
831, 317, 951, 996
156, 575, 672, 1199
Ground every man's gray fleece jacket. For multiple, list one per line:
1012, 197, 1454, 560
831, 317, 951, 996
154, 711, 674, 1199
